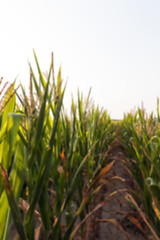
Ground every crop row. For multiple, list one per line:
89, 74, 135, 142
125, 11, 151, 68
0, 52, 115, 240
120, 103, 160, 239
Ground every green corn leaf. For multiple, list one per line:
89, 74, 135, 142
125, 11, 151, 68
0, 113, 23, 239
3, 142, 25, 239
49, 89, 65, 147
19, 84, 30, 116
29, 62, 40, 96
25, 89, 64, 239
33, 50, 46, 89
18, 127, 28, 147
0, 113, 22, 197
28, 76, 50, 168
38, 186, 51, 233
0, 121, 7, 144
2, 113, 23, 169
0, 92, 15, 195
57, 67, 62, 96
32, 50, 55, 116
1, 83, 15, 128
0, 83, 15, 165
0, 163, 26, 240
51, 142, 97, 239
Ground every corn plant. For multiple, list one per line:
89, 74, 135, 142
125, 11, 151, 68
120, 103, 160, 238
0, 51, 115, 240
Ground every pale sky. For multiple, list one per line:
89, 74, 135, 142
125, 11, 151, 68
0, 0, 160, 119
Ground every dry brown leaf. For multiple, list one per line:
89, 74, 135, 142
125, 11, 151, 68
127, 214, 144, 233
35, 223, 42, 240
88, 160, 115, 192
60, 148, 66, 165
19, 198, 40, 218
125, 194, 160, 240
57, 165, 63, 175
109, 188, 128, 197
70, 198, 112, 240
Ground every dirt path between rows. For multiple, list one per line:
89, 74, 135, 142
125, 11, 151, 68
90, 140, 154, 240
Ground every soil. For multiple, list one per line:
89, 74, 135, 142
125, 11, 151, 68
88, 139, 155, 240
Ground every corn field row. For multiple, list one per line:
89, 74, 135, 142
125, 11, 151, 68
120, 102, 160, 240
0, 52, 115, 240
0, 52, 160, 239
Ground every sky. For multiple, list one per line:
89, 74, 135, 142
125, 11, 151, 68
0, 0, 160, 119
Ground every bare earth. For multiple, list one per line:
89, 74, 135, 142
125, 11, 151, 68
90, 141, 154, 240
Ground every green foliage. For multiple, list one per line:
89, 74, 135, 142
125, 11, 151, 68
0, 51, 115, 239
120, 104, 160, 236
